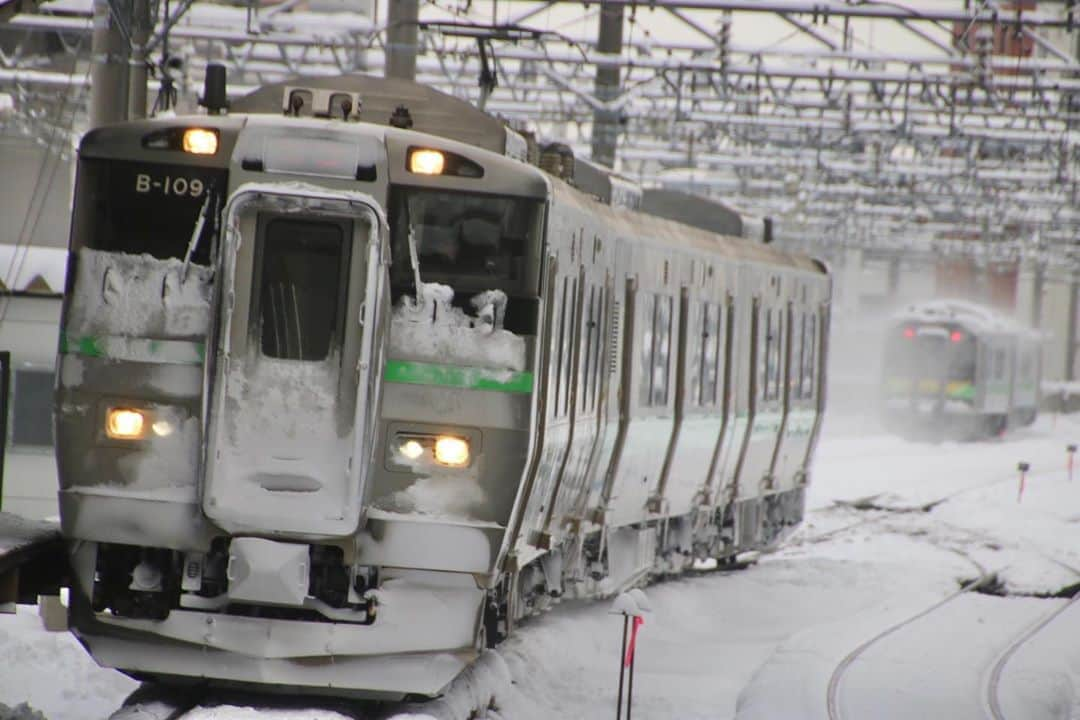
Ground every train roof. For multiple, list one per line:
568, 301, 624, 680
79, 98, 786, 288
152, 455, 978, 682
550, 179, 821, 274
230, 73, 521, 158
81, 72, 816, 271
893, 299, 1036, 337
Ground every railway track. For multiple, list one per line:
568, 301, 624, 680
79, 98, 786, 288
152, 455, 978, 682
824, 556, 1080, 720
824, 565, 998, 720
986, 591, 1080, 720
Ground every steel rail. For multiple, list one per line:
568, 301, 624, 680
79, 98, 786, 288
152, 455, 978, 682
986, 592, 1080, 720
825, 569, 998, 720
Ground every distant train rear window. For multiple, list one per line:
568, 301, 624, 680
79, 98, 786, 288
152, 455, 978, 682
72, 157, 226, 265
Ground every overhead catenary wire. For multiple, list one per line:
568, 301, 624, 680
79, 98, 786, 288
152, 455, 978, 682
0, 32, 90, 329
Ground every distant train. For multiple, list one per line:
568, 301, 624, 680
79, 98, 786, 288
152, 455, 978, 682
880, 300, 1040, 440
0, 246, 66, 520
55, 70, 830, 700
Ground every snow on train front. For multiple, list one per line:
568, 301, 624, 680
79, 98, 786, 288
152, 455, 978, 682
55, 95, 546, 699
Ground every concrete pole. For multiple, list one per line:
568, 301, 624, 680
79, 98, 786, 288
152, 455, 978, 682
591, 2, 623, 168
126, 0, 151, 119
1066, 278, 1078, 382
1033, 261, 1045, 329
385, 0, 418, 81
90, 0, 130, 128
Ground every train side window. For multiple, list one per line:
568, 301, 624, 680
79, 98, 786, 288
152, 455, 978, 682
580, 285, 596, 414
554, 276, 569, 418
777, 310, 786, 403
792, 312, 804, 400
652, 295, 673, 406
759, 308, 772, 401
255, 216, 350, 362
714, 302, 727, 407
801, 313, 817, 399
565, 277, 578, 416
11, 369, 54, 448
994, 350, 1006, 380
638, 293, 656, 407
591, 286, 605, 410
700, 302, 721, 406
1019, 351, 1033, 381
686, 303, 701, 407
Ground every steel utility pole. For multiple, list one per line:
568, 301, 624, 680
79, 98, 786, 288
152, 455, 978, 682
592, 1, 623, 168
386, 0, 418, 81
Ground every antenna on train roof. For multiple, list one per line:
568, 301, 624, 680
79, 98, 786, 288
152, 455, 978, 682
200, 63, 229, 115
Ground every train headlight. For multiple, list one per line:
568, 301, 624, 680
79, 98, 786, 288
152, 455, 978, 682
182, 128, 219, 155
409, 149, 445, 175
434, 436, 470, 467
106, 408, 146, 440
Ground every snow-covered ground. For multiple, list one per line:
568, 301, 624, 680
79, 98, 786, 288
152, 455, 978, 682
4, 410, 1080, 719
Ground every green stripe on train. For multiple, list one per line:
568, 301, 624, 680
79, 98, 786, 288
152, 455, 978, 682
384, 359, 534, 393
60, 333, 204, 365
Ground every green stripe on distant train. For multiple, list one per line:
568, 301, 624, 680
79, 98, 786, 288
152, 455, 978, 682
384, 360, 534, 393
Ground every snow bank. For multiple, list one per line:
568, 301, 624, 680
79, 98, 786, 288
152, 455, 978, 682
214, 355, 351, 506
66, 248, 212, 339
0, 244, 66, 293
389, 284, 526, 372
373, 474, 488, 520
388, 651, 514, 720
0, 606, 136, 720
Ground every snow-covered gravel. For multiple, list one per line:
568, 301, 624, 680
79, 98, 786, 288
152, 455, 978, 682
3, 411, 1080, 719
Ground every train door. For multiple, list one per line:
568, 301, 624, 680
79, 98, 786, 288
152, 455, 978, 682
737, 273, 786, 497
659, 256, 728, 518
802, 282, 830, 478
513, 213, 581, 555
543, 231, 610, 540
202, 186, 387, 538
581, 264, 619, 522
773, 279, 820, 492
606, 249, 678, 529
537, 260, 590, 543
721, 265, 756, 506
586, 245, 633, 523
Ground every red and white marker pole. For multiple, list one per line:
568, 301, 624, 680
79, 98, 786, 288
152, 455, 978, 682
1068, 445, 1077, 483
1018, 461, 1030, 503
611, 589, 651, 720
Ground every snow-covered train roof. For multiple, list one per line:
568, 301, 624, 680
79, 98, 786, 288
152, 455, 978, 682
892, 299, 1035, 337
0, 244, 66, 295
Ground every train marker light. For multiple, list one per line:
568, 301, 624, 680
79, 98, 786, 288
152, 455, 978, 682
950, 330, 964, 343
398, 439, 425, 460
106, 408, 146, 440
409, 149, 445, 175
434, 436, 470, 466
182, 128, 219, 155
903, 327, 915, 339
151, 420, 174, 437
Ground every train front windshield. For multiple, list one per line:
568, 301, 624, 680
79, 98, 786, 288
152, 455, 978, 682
70, 157, 226, 264
388, 187, 543, 301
